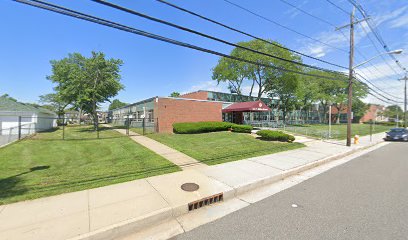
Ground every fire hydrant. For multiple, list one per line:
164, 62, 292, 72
354, 135, 359, 144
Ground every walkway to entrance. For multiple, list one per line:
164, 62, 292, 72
113, 127, 205, 170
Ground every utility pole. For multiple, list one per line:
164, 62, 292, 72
336, 7, 370, 146
399, 75, 408, 128
346, 7, 355, 147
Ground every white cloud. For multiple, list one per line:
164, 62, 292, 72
299, 5, 408, 58
183, 80, 227, 94
389, 14, 408, 28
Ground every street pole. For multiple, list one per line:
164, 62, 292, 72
399, 75, 408, 128
346, 7, 355, 147
329, 105, 332, 138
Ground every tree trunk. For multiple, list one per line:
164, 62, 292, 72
92, 101, 98, 130
249, 80, 255, 97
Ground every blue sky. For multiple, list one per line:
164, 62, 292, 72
1, 0, 408, 110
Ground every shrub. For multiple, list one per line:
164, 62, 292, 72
173, 121, 233, 134
256, 130, 295, 142
231, 124, 253, 133
362, 121, 395, 126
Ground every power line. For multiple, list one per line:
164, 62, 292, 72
221, 0, 348, 53
347, 0, 406, 73
355, 72, 403, 101
278, 0, 336, 28
275, 0, 402, 99
155, 0, 348, 70
324, 0, 349, 15
13, 0, 346, 82
92, 0, 343, 74
15, 0, 399, 105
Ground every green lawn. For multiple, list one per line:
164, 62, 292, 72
148, 131, 304, 165
285, 123, 390, 139
0, 126, 179, 205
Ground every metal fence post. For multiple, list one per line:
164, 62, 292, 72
18, 116, 22, 140
127, 114, 130, 136
97, 121, 100, 139
143, 118, 145, 135
62, 117, 65, 140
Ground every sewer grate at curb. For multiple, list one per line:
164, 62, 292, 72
181, 183, 199, 192
188, 193, 223, 211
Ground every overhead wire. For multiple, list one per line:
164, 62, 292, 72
276, 0, 402, 100
155, 0, 348, 70
92, 0, 343, 74
12, 0, 346, 81
221, 0, 348, 53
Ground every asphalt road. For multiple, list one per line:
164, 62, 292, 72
173, 142, 408, 240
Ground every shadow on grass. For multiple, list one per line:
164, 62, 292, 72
0, 166, 50, 203
27, 136, 128, 142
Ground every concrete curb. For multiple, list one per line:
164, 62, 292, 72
71, 140, 385, 240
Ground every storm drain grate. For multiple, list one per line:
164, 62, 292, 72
188, 193, 223, 211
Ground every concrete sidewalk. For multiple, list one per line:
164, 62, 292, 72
114, 128, 205, 170
0, 132, 387, 240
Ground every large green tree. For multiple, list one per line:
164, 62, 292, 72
47, 51, 124, 129
169, 92, 181, 97
213, 39, 301, 99
39, 93, 70, 118
384, 105, 403, 120
108, 99, 128, 110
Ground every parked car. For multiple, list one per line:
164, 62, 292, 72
384, 128, 408, 141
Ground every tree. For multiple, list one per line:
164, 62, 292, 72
212, 58, 246, 96
1, 94, 18, 102
47, 51, 124, 129
352, 98, 369, 123
39, 93, 70, 118
384, 105, 403, 121
213, 39, 301, 99
108, 99, 128, 110
169, 92, 181, 97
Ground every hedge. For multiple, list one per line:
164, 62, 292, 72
256, 130, 295, 142
231, 124, 253, 133
362, 121, 396, 126
173, 121, 233, 134
172, 122, 254, 134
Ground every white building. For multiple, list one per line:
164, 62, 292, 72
0, 96, 57, 146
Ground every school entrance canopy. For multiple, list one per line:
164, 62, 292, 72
222, 100, 271, 124
222, 100, 271, 113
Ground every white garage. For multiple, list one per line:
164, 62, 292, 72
0, 96, 57, 146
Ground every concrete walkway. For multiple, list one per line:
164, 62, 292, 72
0, 132, 387, 240
113, 128, 205, 170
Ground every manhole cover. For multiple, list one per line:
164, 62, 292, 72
181, 183, 199, 192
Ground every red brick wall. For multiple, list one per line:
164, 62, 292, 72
360, 105, 384, 123
155, 98, 222, 133
179, 91, 208, 100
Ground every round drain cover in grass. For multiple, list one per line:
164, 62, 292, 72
181, 183, 199, 192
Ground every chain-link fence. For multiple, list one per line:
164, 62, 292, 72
110, 117, 158, 136
282, 125, 340, 140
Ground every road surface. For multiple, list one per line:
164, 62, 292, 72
173, 142, 408, 240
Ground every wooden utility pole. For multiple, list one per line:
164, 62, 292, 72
399, 75, 408, 128
346, 7, 356, 147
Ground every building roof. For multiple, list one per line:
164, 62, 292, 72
222, 100, 271, 113
0, 96, 56, 115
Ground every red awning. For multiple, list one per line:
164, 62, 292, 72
222, 100, 271, 113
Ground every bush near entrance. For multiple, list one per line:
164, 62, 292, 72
173, 121, 253, 134
257, 130, 295, 142
231, 124, 253, 133
173, 121, 232, 134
